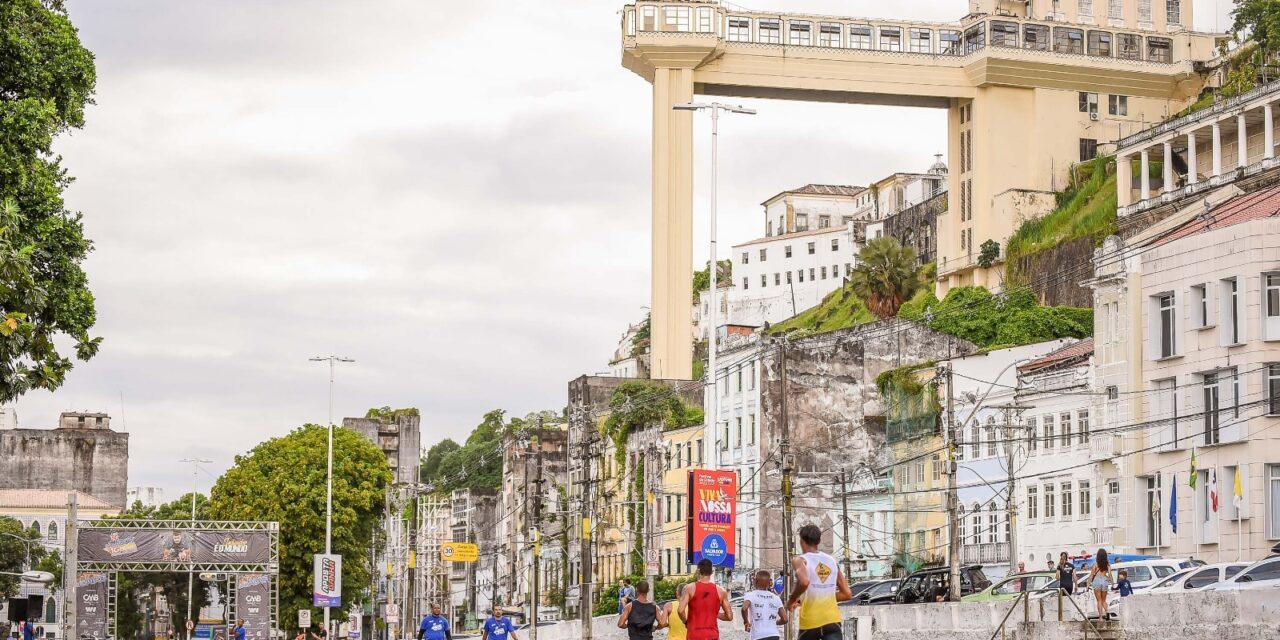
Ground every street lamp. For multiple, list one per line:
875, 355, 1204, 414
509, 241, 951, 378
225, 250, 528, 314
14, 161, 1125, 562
672, 102, 756, 459
310, 355, 355, 640
180, 457, 212, 640
0, 570, 55, 584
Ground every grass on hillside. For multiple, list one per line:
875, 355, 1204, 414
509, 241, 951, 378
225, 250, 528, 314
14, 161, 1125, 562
1005, 156, 1118, 272
768, 283, 875, 336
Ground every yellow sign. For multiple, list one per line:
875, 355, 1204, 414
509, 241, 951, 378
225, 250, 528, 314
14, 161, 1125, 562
440, 542, 479, 563
582, 517, 592, 540
408, 550, 417, 569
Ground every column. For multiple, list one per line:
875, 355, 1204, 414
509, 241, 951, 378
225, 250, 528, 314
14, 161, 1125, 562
1266, 103, 1275, 159
1186, 132, 1198, 184
1238, 113, 1248, 169
1163, 141, 1174, 194
650, 66, 695, 379
1117, 153, 1133, 207
1140, 148, 1151, 201
1212, 122, 1223, 176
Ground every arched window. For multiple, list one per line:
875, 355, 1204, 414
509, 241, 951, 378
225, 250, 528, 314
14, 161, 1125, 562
969, 426, 980, 459
987, 503, 999, 544
969, 502, 982, 545
47, 521, 58, 541
45, 599, 56, 624
28, 521, 41, 537
986, 415, 998, 457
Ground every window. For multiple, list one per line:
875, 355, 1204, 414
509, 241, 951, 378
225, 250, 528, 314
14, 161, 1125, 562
1265, 274, 1280, 339
798, 270, 804, 283
761, 274, 767, 288
796, 213, 809, 231
664, 7, 691, 32
1055, 27, 1085, 54
1145, 476, 1163, 547
1147, 36, 1172, 62
696, 7, 714, 33
1203, 371, 1223, 445
783, 245, 792, 258
909, 28, 932, 53
970, 506, 982, 545
1108, 94, 1128, 115
807, 242, 816, 255
774, 273, 780, 285
819, 23, 841, 47
758, 19, 781, 44
940, 29, 962, 55
748, 414, 756, 445
1027, 417, 1038, 452
736, 369, 743, 392
697, 438, 703, 463
1088, 30, 1113, 56
1110, 0, 1125, 19
1269, 365, 1280, 416
964, 22, 986, 53
721, 423, 729, 450
1241, 557, 1280, 582
880, 26, 902, 51
760, 248, 767, 262
1024, 24, 1049, 51
766, 220, 773, 237
727, 17, 751, 42
788, 20, 812, 46
991, 21, 1018, 47
809, 268, 816, 280
1139, 0, 1153, 21
818, 214, 831, 229
959, 505, 967, 544
831, 239, 839, 251
1061, 483, 1074, 518
1192, 283, 1210, 328
1222, 277, 1241, 345
741, 251, 749, 265
742, 277, 748, 290
1080, 480, 1092, 517
1080, 138, 1099, 162
1079, 91, 1099, 114
1078, 409, 1090, 444
1028, 487, 1039, 519
1267, 465, 1280, 538
1044, 485, 1056, 518
640, 6, 656, 31
786, 271, 792, 284
1043, 414, 1056, 449
820, 266, 827, 280
1117, 33, 1142, 59
986, 416, 998, 457
849, 25, 873, 49
1166, 0, 1182, 24
1157, 293, 1177, 358
1057, 412, 1072, 447
1079, 0, 1095, 15
734, 416, 742, 447
969, 425, 981, 459
988, 504, 999, 543
665, 495, 672, 522
932, 454, 942, 482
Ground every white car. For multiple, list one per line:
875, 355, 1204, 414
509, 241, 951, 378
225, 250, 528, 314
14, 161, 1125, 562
1108, 558, 1200, 591
1206, 556, 1280, 591
1143, 562, 1249, 593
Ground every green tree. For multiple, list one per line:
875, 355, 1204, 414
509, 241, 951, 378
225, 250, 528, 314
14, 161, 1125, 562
420, 438, 460, 483
691, 259, 732, 301
364, 406, 419, 423
1233, 0, 1280, 54
207, 425, 393, 631
849, 237, 921, 319
977, 239, 1000, 269
0, 0, 101, 403
0, 516, 47, 599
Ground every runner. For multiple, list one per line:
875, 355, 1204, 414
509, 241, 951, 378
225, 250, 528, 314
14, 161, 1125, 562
786, 525, 853, 640
480, 606, 517, 640
617, 580, 665, 640
678, 559, 733, 640
742, 570, 787, 640
663, 583, 688, 640
418, 603, 451, 640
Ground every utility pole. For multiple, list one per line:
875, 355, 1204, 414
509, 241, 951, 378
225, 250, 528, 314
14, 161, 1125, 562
993, 400, 1032, 575
180, 457, 211, 640
309, 355, 355, 640
942, 361, 961, 601
531, 419, 545, 640
578, 407, 595, 640
63, 492, 78, 640
778, 339, 795, 640
840, 470, 851, 579
645, 443, 658, 590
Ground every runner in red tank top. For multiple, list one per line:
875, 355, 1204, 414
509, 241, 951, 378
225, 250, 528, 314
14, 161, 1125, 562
678, 559, 732, 640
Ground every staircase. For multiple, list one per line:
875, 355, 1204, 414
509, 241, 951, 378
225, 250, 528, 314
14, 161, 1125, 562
1065, 619, 1122, 640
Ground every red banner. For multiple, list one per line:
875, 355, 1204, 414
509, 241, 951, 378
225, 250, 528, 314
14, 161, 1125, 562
686, 469, 737, 568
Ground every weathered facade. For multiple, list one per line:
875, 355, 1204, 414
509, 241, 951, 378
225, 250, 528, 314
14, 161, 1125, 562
497, 423, 570, 610
342, 412, 422, 485
0, 412, 129, 507
882, 191, 945, 267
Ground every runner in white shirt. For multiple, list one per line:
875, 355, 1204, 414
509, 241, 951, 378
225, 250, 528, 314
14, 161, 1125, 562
741, 570, 788, 640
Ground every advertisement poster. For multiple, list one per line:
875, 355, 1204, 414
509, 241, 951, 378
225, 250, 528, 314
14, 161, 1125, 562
235, 573, 272, 640
78, 529, 272, 564
76, 572, 109, 640
686, 469, 737, 567
312, 554, 342, 607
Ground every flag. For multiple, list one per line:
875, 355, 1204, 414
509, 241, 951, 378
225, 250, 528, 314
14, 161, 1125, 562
1209, 468, 1219, 513
1189, 450, 1197, 488
1233, 465, 1244, 510
1169, 478, 1178, 534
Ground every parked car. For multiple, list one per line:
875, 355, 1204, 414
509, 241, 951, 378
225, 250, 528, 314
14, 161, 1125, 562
963, 571, 1056, 602
853, 578, 900, 605
1270, 542, 1280, 557
894, 565, 991, 603
1143, 562, 1249, 593
1108, 558, 1202, 591
1206, 556, 1280, 591
848, 580, 882, 599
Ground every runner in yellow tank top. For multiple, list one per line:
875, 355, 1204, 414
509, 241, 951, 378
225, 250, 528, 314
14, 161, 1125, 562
786, 525, 853, 640
662, 583, 688, 640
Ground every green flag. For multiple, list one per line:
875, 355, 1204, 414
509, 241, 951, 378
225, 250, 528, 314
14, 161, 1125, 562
1189, 449, 1197, 488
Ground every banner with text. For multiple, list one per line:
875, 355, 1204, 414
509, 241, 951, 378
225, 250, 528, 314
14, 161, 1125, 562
312, 554, 342, 607
76, 572, 109, 640
686, 469, 737, 568
235, 573, 271, 640
78, 529, 272, 565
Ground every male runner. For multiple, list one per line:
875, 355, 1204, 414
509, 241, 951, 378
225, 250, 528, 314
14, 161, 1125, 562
742, 570, 787, 640
678, 559, 733, 640
786, 525, 853, 640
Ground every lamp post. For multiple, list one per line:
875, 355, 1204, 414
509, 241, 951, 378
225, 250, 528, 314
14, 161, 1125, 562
180, 457, 212, 640
310, 356, 355, 640
672, 102, 756, 459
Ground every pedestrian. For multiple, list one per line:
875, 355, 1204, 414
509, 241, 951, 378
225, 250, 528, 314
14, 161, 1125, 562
1116, 570, 1133, 598
1046, 559, 1055, 572
21, 619, 34, 640
1085, 548, 1112, 619
617, 580, 663, 640
1056, 552, 1076, 596
419, 603, 451, 640
786, 524, 853, 640
678, 559, 733, 640
1017, 562, 1026, 574
742, 570, 787, 640
618, 578, 635, 615
234, 621, 246, 640
663, 583, 688, 640
772, 572, 785, 596
481, 606, 517, 640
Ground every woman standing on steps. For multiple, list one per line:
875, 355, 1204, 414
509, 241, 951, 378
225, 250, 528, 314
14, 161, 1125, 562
1085, 548, 1113, 620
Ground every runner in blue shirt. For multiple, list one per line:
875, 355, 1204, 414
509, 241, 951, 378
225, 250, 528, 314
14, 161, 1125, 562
772, 571, 785, 596
418, 604, 451, 640
481, 607, 517, 640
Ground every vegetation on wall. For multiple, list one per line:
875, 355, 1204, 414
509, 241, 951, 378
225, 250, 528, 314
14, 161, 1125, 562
364, 406, 419, 423
1004, 156, 1117, 285
692, 259, 732, 301
768, 282, 875, 336
899, 287, 1092, 350
631, 313, 651, 358
602, 380, 702, 465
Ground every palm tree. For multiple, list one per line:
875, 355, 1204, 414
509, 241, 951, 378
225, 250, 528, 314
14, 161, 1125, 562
850, 236, 921, 319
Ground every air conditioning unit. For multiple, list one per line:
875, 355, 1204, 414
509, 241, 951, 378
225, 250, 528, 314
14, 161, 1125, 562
1090, 112, 1099, 121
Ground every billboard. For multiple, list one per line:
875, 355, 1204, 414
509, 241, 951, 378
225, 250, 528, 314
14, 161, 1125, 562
234, 573, 271, 640
75, 572, 109, 640
78, 529, 272, 564
686, 469, 737, 568
312, 554, 342, 607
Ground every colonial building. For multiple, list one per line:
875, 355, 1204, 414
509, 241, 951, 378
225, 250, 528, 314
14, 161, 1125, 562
657, 423, 704, 578
342, 411, 422, 485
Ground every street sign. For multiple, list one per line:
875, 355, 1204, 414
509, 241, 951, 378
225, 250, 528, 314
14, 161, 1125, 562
644, 548, 659, 575
384, 603, 400, 625
187, 621, 195, 632
439, 542, 479, 563
297, 610, 311, 629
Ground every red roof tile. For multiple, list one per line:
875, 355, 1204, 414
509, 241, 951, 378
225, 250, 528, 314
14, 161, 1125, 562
1018, 338, 1093, 374
1153, 184, 1280, 247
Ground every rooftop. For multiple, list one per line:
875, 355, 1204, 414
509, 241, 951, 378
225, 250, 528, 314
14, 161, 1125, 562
733, 225, 850, 248
1018, 338, 1094, 374
1152, 184, 1280, 247
762, 184, 865, 205
0, 489, 117, 510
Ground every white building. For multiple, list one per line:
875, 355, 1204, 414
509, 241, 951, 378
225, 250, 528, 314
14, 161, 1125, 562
607, 321, 649, 378
126, 486, 165, 508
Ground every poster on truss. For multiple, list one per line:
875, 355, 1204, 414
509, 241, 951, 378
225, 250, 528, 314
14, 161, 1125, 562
78, 529, 272, 564
76, 572, 109, 640
235, 573, 272, 640
686, 469, 737, 568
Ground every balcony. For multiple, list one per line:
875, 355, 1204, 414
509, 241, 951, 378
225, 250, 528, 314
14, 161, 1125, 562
1089, 433, 1121, 460
960, 542, 1009, 565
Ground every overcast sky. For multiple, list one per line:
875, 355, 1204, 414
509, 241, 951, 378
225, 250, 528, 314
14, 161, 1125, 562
16, 0, 1232, 497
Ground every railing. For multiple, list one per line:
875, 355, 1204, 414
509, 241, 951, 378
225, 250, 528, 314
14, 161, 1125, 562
1118, 155, 1280, 217
990, 588, 1107, 640
1117, 79, 1280, 151
961, 542, 1009, 565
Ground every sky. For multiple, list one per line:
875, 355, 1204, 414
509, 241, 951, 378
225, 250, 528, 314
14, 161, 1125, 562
16, 0, 1233, 497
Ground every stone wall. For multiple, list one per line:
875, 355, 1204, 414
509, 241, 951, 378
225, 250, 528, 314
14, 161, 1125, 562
883, 192, 945, 266
0, 427, 129, 506
1012, 235, 1096, 308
